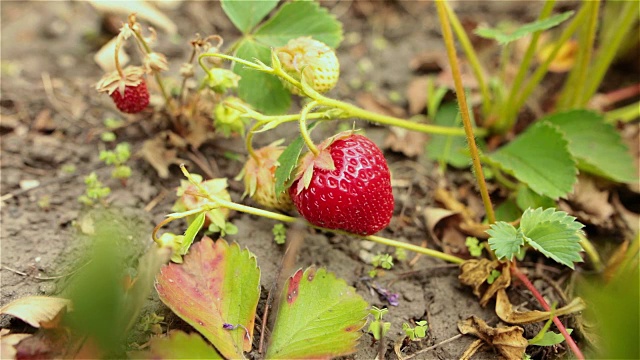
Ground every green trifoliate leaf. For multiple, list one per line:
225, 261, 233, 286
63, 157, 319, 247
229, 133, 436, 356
520, 207, 584, 269
267, 267, 368, 359
486, 122, 577, 199
234, 39, 290, 114
221, 0, 278, 34
475, 11, 574, 45
254, 1, 343, 48
542, 110, 638, 183
487, 222, 525, 261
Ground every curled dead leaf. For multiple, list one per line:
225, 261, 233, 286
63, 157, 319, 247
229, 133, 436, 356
140, 134, 186, 179
356, 92, 406, 118
87, 0, 177, 34
560, 175, 614, 228
94, 36, 129, 72
495, 289, 586, 325
459, 259, 511, 307
458, 316, 527, 360
0, 296, 71, 329
384, 127, 427, 157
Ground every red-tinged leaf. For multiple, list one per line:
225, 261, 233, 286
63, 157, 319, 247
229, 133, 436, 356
266, 267, 369, 359
129, 331, 223, 359
155, 238, 260, 359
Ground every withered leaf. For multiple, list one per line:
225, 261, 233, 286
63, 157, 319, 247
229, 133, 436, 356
458, 316, 527, 360
0, 296, 71, 329
384, 127, 427, 157
459, 259, 511, 307
495, 289, 586, 325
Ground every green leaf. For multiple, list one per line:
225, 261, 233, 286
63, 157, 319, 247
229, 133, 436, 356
254, 1, 343, 48
542, 110, 638, 183
129, 331, 223, 359
487, 222, 525, 261
234, 39, 290, 115
486, 122, 577, 199
221, 0, 278, 34
180, 213, 205, 254
156, 238, 260, 359
475, 11, 574, 45
529, 329, 573, 346
426, 103, 471, 169
494, 199, 522, 222
267, 267, 368, 359
520, 207, 584, 269
515, 185, 555, 211
274, 121, 319, 195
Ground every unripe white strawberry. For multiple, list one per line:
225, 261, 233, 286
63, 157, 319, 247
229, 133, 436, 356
276, 37, 339, 95
237, 142, 293, 211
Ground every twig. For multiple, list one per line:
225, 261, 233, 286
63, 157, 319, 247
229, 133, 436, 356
1, 265, 28, 276
0, 173, 78, 202
258, 288, 272, 354
402, 334, 464, 360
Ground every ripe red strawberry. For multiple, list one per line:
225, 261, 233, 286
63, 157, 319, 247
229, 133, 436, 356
289, 132, 394, 235
96, 66, 149, 114
110, 80, 150, 114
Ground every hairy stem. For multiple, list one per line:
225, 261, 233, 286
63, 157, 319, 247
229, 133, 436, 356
445, 2, 491, 115
511, 264, 584, 360
200, 52, 487, 137
436, 0, 496, 224
163, 165, 465, 264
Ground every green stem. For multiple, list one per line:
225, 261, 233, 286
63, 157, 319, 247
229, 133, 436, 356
578, 233, 604, 273
299, 101, 320, 155
582, 1, 637, 105
174, 165, 464, 264
200, 52, 487, 138
245, 122, 262, 161
568, 0, 600, 108
445, 2, 491, 115
436, 0, 496, 224
511, 5, 588, 120
503, 0, 556, 127
604, 100, 640, 123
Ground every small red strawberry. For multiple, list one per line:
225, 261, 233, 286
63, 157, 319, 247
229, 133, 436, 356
110, 80, 150, 113
96, 66, 149, 114
289, 132, 394, 235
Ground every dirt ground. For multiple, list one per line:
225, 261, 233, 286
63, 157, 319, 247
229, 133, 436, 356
1, 1, 636, 359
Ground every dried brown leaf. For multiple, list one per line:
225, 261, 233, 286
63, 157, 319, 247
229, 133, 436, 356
459, 338, 484, 360
140, 134, 186, 179
94, 36, 129, 73
1, 332, 31, 360
0, 296, 71, 329
356, 92, 406, 118
87, 0, 177, 34
459, 259, 511, 307
458, 316, 527, 360
383, 127, 427, 157
562, 175, 614, 227
495, 289, 587, 325
406, 76, 429, 115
